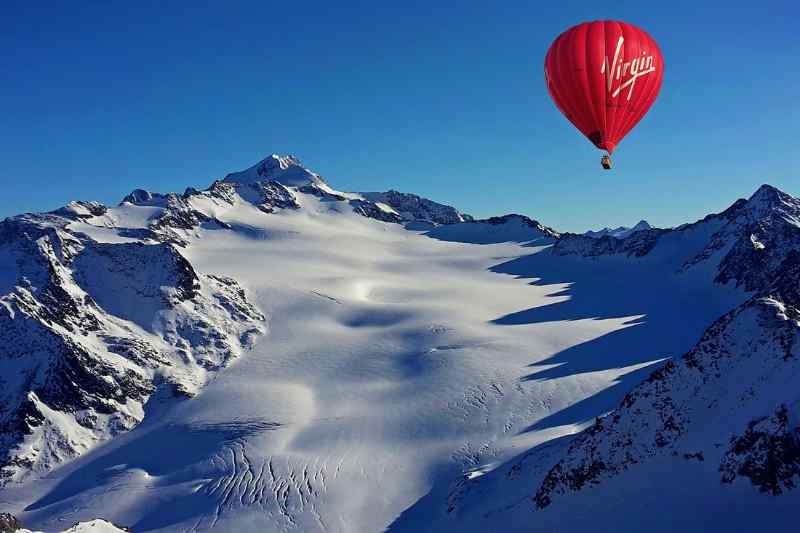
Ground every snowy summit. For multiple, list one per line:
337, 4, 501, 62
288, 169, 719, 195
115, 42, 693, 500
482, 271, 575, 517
223, 154, 327, 188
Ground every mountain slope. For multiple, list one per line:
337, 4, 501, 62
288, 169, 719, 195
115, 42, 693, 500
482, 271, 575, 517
426, 214, 559, 245
1, 154, 798, 533
401, 185, 800, 533
0, 208, 265, 485
360, 190, 473, 226
535, 279, 800, 509
533, 189, 800, 507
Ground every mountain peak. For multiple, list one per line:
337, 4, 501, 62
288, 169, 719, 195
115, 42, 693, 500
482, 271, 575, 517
749, 183, 782, 200
747, 184, 786, 206
583, 219, 653, 239
742, 184, 800, 221
223, 153, 326, 187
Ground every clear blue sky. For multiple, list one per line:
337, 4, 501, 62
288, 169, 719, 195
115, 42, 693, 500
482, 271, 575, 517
3, 1, 798, 232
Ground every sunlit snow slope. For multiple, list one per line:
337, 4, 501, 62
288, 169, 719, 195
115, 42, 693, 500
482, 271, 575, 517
2, 155, 797, 532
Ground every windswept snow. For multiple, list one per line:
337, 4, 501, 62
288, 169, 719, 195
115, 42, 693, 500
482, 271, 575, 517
3, 178, 748, 532
2, 155, 797, 532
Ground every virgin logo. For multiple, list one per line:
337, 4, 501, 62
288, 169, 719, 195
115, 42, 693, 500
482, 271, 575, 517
601, 36, 656, 101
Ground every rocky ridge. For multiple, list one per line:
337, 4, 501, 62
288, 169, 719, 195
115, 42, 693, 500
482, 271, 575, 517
533, 185, 800, 508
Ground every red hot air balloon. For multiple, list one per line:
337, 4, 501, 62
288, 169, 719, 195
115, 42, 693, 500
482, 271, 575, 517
544, 20, 664, 169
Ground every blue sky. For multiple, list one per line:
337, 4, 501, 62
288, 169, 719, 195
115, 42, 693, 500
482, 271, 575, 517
2, 0, 798, 232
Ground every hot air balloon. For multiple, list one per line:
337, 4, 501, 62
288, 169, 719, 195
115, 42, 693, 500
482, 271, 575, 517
544, 21, 664, 169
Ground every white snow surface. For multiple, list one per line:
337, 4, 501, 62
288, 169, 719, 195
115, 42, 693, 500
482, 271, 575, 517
18, 518, 127, 533
2, 178, 755, 532
2, 155, 797, 532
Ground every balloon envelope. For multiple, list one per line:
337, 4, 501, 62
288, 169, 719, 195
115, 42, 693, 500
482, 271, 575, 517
544, 20, 664, 154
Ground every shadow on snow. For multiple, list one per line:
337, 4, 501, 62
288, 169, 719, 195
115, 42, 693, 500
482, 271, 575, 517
489, 248, 743, 432
390, 245, 745, 531
26, 420, 279, 531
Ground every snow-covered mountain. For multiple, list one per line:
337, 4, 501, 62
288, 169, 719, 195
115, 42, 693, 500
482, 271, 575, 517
360, 190, 473, 227
426, 214, 559, 245
1, 154, 798, 532
532, 185, 800, 507
222, 154, 327, 188
554, 185, 800, 291
406, 184, 800, 533
533, 263, 800, 509
1, 154, 473, 489
583, 219, 652, 239
0, 207, 265, 485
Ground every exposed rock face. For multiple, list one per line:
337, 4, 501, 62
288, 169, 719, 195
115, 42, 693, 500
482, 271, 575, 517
349, 199, 404, 223
534, 290, 799, 508
553, 185, 800, 278
1, 153, 474, 486
122, 160, 478, 236
0, 513, 20, 533
202, 179, 301, 215
360, 190, 472, 225
120, 180, 303, 245
721, 403, 800, 495
533, 186, 800, 509
702, 186, 800, 291
52, 202, 108, 220
425, 213, 560, 244
479, 214, 559, 238
553, 227, 667, 258
0, 210, 264, 484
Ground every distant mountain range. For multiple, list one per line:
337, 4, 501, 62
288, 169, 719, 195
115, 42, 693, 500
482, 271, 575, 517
583, 219, 653, 239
